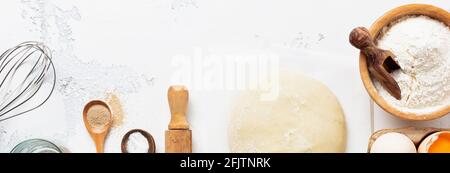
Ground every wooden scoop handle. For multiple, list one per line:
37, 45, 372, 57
350, 27, 398, 67
349, 27, 386, 67
349, 27, 375, 49
349, 27, 402, 100
168, 86, 189, 130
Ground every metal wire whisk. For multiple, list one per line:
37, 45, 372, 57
0, 41, 56, 121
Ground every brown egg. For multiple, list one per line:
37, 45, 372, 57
418, 131, 450, 153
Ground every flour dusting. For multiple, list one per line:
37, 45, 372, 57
0, 0, 154, 152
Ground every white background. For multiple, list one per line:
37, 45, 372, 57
0, 0, 448, 153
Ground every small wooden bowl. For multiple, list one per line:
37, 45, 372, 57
359, 4, 450, 120
367, 127, 449, 152
121, 129, 156, 153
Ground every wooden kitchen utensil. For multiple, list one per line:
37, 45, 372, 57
83, 100, 113, 153
350, 27, 401, 100
165, 86, 192, 153
367, 127, 450, 152
121, 129, 156, 153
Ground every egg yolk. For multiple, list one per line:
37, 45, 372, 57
428, 133, 450, 153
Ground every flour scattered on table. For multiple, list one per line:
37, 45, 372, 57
171, 0, 198, 10
285, 32, 326, 49
106, 93, 125, 128
0, 0, 156, 152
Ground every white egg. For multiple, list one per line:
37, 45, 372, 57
370, 132, 417, 153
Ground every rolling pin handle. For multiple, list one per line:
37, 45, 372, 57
167, 85, 189, 130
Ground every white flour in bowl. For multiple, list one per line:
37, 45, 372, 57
375, 15, 450, 114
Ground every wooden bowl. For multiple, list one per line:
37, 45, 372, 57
367, 127, 449, 152
359, 4, 450, 120
121, 129, 156, 153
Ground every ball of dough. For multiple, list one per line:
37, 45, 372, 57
229, 72, 346, 153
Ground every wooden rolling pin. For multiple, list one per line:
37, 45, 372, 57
165, 86, 192, 153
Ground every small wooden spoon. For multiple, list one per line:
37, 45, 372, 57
83, 100, 113, 153
350, 27, 402, 100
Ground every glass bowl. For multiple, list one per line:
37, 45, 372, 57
11, 139, 62, 153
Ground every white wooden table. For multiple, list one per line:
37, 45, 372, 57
0, 0, 448, 153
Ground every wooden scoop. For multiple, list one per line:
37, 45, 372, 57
165, 86, 192, 153
83, 100, 113, 153
350, 27, 402, 100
